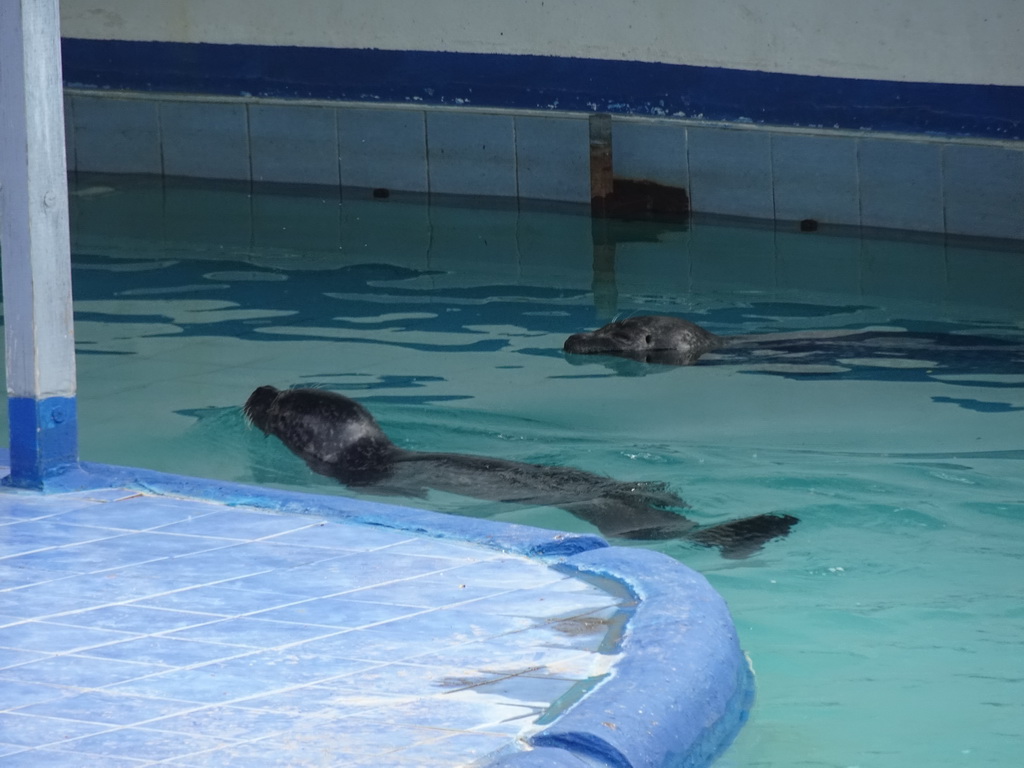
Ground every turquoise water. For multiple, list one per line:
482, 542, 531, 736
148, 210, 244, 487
19, 176, 1024, 765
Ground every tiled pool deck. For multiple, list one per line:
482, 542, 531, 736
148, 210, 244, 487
0, 456, 754, 767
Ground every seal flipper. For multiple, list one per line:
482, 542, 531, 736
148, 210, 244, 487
688, 513, 799, 559
560, 497, 699, 540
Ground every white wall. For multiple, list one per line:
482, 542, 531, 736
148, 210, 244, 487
61, 0, 1024, 87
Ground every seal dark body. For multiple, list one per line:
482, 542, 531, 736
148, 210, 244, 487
245, 386, 797, 557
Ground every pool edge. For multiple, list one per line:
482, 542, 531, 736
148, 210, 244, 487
3, 453, 755, 768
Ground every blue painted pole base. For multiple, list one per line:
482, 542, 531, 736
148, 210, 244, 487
5, 395, 80, 490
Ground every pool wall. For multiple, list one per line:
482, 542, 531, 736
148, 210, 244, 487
58, 1, 1024, 242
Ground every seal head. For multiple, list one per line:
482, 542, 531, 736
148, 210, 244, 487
564, 315, 724, 365
244, 386, 396, 484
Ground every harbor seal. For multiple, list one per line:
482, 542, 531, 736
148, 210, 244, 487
562, 314, 943, 367
564, 315, 727, 365
244, 386, 797, 557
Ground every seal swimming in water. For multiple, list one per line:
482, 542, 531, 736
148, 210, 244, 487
562, 314, 969, 368
244, 386, 797, 558
564, 315, 728, 365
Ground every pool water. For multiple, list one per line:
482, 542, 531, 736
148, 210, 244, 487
12, 176, 1024, 766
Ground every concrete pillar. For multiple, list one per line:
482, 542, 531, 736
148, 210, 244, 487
0, 0, 79, 488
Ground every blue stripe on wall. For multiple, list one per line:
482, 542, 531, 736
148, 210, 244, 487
62, 38, 1023, 140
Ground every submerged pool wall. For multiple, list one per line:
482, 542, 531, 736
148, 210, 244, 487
59, 0, 1024, 241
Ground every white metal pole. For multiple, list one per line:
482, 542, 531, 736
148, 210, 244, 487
0, 0, 79, 488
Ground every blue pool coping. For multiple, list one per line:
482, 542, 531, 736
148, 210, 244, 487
2, 450, 755, 767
